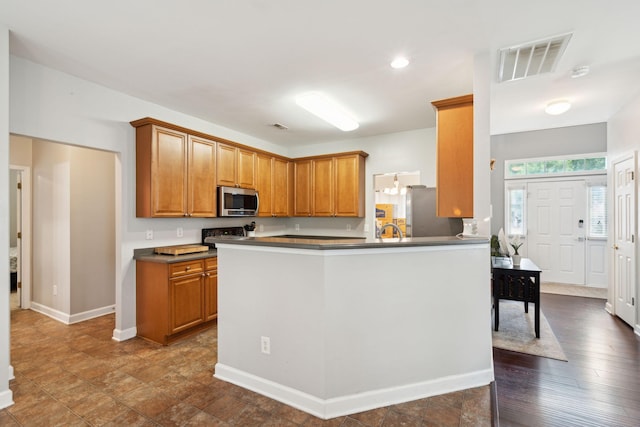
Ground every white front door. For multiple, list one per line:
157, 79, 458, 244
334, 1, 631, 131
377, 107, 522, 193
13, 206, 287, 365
527, 180, 586, 284
612, 156, 636, 327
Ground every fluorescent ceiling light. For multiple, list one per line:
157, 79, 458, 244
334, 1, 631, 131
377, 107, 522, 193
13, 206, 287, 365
545, 100, 571, 115
296, 92, 359, 131
390, 57, 409, 69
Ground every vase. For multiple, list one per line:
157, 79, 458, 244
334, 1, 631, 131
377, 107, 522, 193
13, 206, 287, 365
512, 255, 521, 266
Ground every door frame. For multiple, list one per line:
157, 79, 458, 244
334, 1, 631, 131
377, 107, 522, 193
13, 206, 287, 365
9, 165, 31, 309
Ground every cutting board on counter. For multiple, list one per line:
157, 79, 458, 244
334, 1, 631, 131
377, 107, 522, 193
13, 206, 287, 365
154, 244, 209, 256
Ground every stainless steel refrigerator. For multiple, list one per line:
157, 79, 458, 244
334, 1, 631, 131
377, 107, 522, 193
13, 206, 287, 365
405, 185, 463, 237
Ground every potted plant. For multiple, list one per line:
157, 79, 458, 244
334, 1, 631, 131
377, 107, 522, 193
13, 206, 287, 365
510, 235, 523, 266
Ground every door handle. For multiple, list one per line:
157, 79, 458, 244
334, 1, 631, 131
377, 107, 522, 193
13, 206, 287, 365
576, 236, 585, 242
613, 244, 619, 250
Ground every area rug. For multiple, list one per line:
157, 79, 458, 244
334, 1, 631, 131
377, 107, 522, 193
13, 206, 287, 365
541, 282, 607, 299
492, 300, 568, 361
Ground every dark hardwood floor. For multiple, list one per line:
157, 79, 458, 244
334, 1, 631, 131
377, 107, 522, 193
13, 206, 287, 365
494, 292, 640, 426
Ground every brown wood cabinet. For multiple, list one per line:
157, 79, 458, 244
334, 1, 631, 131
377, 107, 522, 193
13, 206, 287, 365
136, 257, 217, 345
431, 94, 474, 218
133, 122, 216, 218
294, 152, 367, 217
217, 143, 256, 189
294, 159, 313, 216
256, 154, 291, 217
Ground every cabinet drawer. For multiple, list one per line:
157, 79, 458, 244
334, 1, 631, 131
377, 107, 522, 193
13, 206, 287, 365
170, 260, 204, 278
205, 257, 218, 271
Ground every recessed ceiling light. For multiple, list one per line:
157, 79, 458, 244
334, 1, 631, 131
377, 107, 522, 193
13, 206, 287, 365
545, 100, 571, 115
296, 92, 359, 131
390, 57, 409, 69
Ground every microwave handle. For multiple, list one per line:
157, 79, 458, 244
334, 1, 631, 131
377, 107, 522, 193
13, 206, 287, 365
255, 192, 259, 215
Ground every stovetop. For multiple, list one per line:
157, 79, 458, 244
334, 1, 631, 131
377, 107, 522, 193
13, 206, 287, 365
201, 227, 245, 247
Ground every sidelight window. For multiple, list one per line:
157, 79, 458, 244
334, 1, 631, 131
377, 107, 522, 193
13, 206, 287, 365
588, 185, 607, 238
505, 183, 526, 236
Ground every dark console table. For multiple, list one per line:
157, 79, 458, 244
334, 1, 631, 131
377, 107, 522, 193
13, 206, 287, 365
492, 257, 542, 338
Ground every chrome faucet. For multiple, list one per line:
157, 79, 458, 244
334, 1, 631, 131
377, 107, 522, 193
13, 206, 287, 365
377, 223, 404, 239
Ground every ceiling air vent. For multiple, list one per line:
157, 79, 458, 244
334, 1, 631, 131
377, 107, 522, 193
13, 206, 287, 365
498, 33, 572, 82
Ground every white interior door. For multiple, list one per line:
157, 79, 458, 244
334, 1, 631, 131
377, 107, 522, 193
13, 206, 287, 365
612, 156, 636, 327
527, 180, 586, 284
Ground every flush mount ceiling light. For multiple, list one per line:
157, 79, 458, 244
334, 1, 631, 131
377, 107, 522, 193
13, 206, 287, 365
390, 57, 409, 69
545, 100, 571, 115
296, 91, 359, 131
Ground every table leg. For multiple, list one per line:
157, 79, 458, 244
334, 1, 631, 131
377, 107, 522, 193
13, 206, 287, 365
494, 296, 500, 331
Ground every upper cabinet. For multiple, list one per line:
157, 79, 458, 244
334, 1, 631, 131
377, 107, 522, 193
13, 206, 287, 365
256, 154, 291, 217
132, 120, 216, 218
431, 94, 474, 218
132, 117, 367, 219
294, 152, 367, 217
217, 143, 256, 189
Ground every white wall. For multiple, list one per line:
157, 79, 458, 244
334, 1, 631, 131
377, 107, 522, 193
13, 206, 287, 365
607, 92, 640, 334
0, 25, 14, 410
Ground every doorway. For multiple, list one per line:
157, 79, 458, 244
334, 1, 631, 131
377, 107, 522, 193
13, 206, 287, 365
9, 166, 31, 311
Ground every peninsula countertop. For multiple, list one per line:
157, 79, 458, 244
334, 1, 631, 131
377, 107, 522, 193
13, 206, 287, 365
207, 234, 488, 250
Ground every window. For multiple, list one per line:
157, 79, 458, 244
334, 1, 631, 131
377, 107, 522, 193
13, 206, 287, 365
588, 185, 607, 238
505, 153, 607, 179
505, 183, 526, 236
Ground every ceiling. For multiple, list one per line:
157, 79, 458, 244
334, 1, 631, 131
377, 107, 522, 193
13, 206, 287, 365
2, 0, 640, 148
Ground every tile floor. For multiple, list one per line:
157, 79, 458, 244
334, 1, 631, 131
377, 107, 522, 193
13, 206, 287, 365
1, 308, 492, 426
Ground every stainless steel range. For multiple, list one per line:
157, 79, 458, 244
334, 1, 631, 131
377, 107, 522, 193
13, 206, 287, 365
201, 226, 245, 248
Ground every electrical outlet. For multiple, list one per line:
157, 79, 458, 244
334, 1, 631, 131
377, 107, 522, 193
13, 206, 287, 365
364, 223, 370, 233
177, 227, 183, 238
295, 224, 300, 232
259, 224, 264, 232
53, 285, 57, 296
261, 336, 271, 354
145, 229, 153, 240
346, 224, 352, 231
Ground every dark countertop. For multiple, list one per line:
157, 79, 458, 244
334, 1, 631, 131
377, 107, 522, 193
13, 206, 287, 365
134, 246, 217, 263
208, 235, 489, 250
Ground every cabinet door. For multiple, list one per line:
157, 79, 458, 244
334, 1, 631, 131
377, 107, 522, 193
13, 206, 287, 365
432, 95, 474, 218
256, 153, 273, 217
272, 158, 290, 217
334, 154, 365, 217
237, 148, 256, 189
151, 126, 188, 217
217, 143, 237, 187
204, 259, 218, 322
294, 160, 312, 216
188, 136, 217, 217
312, 157, 334, 216
170, 274, 205, 334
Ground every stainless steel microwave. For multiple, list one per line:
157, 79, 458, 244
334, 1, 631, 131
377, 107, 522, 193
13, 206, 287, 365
217, 186, 259, 217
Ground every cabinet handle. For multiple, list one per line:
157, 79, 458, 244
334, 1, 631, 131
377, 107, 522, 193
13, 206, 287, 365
184, 213, 188, 217
185, 266, 191, 270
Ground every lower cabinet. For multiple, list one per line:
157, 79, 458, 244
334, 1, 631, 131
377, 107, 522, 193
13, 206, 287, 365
137, 256, 217, 345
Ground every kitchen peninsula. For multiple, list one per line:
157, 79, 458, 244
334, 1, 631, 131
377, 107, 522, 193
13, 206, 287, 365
212, 235, 493, 419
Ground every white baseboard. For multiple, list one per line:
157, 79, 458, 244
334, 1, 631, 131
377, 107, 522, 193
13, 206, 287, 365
8, 365, 14, 381
30, 302, 115, 325
112, 326, 137, 342
215, 363, 494, 420
635, 324, 640, 337
0, 389, 14, 410
605, 301, 614, 314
